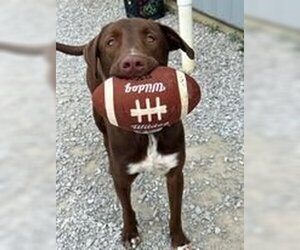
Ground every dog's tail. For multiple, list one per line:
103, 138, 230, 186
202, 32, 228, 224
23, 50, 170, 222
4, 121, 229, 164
56, 42, 85, 56
0, 42, 48, 55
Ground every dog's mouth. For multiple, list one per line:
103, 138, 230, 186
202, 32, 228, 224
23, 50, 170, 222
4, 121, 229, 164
117, 69, 153, 79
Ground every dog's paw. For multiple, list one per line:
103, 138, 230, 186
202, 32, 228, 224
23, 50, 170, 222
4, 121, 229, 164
175, 244, 192, 250
171, 231, 190, 249
123, 236, 141, 249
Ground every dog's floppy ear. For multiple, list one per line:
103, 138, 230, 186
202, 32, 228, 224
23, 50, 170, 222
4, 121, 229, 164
159, 24, 195, 59
83, 35, 106, 92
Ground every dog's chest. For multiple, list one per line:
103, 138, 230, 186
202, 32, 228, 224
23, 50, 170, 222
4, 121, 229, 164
127, 135, 178, 175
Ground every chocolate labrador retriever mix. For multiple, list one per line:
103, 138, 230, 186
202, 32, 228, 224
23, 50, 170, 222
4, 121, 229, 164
56, 18, 194, 249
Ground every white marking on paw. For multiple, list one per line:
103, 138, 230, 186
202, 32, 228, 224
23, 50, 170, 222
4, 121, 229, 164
130, 236, 140, 249
177, 244, 192, 250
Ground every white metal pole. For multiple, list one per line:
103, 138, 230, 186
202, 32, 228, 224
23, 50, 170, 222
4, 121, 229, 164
177, 0, 194, 73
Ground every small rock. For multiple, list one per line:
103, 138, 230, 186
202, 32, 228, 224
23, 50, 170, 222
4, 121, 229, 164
195, 206, 202, 215
214, 227, 221, 234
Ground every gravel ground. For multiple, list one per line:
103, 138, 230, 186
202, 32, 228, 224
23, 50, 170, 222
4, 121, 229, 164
56, 1, 244, 249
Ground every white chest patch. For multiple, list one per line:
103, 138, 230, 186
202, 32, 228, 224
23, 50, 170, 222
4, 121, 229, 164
127, 135, 178, 175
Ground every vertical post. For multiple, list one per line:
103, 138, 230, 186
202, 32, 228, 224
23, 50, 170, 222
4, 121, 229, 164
177, 0, 194, 73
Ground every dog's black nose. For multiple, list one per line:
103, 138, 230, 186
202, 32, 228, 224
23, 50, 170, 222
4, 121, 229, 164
120, 55, 146, 76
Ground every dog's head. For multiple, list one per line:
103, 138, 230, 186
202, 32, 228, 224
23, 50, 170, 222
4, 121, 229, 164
83, 18, 194, 92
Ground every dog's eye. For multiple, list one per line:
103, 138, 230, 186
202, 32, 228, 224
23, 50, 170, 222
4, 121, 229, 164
146, 34, 156, 43
106, 38, 115, 46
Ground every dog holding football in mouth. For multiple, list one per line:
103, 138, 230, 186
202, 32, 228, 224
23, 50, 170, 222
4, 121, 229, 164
57, 18, 200, 250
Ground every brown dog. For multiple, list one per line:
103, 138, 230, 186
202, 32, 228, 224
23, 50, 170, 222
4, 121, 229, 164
56, 18, 194, 249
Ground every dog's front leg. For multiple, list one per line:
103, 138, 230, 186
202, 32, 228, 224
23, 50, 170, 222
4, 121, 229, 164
166, 168, 190, 249
112, 176, 140, 249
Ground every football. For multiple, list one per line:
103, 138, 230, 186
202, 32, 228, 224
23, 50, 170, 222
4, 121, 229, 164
92, 66, 201, 134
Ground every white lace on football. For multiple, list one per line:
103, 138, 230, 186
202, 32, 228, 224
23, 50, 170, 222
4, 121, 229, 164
130, 97, 167, 123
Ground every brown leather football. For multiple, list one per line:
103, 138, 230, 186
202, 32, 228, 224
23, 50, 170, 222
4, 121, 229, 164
92, 66, 201, 134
